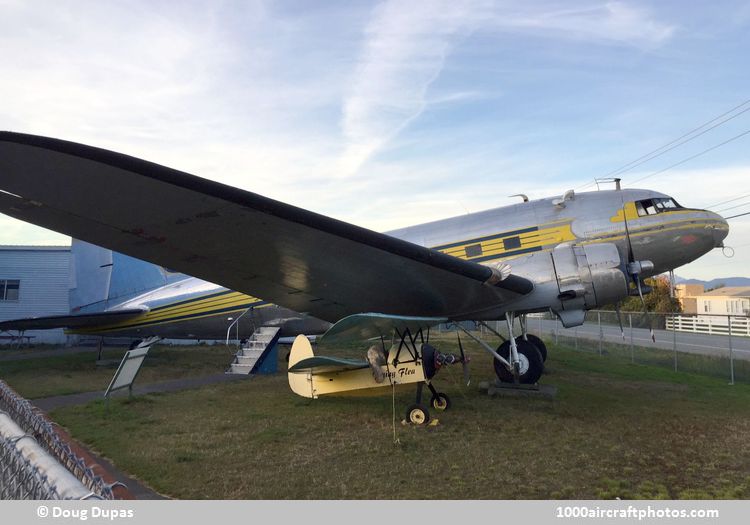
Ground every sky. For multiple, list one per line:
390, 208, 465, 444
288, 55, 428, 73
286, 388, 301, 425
1, 0, 749, 280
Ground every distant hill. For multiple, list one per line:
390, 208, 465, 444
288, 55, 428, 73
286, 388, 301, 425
674, 276, 750, 289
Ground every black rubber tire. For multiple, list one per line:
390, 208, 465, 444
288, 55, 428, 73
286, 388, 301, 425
405, 404, 431, 425
493, 339, 544, 384
517, 334, 547, 363
430, 392, 451, 411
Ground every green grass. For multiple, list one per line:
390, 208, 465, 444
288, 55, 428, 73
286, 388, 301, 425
0, 344, 233, 399
48, 335, 750, 499
555, 333, 750, 383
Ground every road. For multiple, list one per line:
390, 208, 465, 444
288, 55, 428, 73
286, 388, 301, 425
524, 316, 750, 361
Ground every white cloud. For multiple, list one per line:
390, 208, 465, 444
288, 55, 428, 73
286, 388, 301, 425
338, 0, 490, 176
4, 0, 738, 284
492, 1, 675, 48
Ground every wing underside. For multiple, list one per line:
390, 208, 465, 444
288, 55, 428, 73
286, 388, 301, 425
0, 132, 534, 322
0, 308, 148, 332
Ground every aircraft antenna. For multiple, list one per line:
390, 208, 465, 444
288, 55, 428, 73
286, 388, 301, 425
594, 178, 621, 191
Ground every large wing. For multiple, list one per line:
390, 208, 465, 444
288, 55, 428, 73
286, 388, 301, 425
0, 308, 148, 331
0, 132, 533, 322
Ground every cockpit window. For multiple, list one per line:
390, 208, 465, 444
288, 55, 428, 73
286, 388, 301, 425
635, 197, 682, 216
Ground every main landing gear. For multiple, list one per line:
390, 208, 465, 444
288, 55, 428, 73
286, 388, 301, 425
458, 313, 547, 385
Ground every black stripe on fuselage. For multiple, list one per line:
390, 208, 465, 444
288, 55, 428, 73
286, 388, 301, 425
431, 226, 539, 251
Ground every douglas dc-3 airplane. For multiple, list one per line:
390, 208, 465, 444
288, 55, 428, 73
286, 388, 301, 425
0, 132, 729, 424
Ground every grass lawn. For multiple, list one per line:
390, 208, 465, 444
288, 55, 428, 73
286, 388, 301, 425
48, 335, 750, 499
0, 344, 233, 399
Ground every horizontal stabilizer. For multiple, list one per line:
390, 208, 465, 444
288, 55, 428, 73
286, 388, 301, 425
0, 308, 148, 332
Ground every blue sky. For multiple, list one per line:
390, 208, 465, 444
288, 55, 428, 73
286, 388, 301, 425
1, 0, 749, 280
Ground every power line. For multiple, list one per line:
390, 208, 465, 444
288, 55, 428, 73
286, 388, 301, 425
715, 200, 750, 214
725, 211, 750, 220
630, 128, 750, 185
704, 192, 750, 209
604, 99, 750, 177
606, 104, 750, 179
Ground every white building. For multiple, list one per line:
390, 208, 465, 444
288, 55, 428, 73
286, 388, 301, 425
0, 245, 71, 344
697, 287, 750, 316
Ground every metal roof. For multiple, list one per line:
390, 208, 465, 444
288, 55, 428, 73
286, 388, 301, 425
0, 245, 70, 251
702, 286, 750, 297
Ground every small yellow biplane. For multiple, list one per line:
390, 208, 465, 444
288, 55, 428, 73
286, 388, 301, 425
287, 314, 470, 425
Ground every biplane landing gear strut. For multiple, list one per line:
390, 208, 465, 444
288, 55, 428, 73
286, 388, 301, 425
392, 326, 457, 426
404, 381, 451, 425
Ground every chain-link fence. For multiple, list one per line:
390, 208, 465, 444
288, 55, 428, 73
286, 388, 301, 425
0, 380, 116, 500
0, 432, 63, 499
499, 311, 750, 384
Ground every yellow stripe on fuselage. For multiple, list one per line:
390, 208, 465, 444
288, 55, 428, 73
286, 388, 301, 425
71, 290, 268, 334
435, 223, 576, 262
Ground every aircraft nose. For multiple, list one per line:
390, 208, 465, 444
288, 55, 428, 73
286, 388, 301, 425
705, 210, 729, 247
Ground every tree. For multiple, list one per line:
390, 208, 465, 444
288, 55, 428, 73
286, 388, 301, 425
604, 275, 682, 313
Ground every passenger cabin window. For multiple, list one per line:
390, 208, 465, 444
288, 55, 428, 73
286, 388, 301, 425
464, 244, 483, 258
1, 279, 20, 301
635, 197, 682, 217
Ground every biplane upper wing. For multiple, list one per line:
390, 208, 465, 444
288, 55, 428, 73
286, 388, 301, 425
317, 313, 448, 346
0, 132, 533, 323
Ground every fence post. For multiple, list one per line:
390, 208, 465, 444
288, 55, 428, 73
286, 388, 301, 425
672, 313, 677, 372
598, 311, 602, 356
729, 317, 735, 385
554, 316, 559, 345
574, 326, 578, 350
629, 313, 634, 363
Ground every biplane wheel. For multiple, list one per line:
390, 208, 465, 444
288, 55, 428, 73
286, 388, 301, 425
430, 392, 451, 411
517, 334, 547, 363
405, 404, 431, 425
493, 339, 543, 384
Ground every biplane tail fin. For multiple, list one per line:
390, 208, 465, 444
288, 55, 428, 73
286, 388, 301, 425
287, 334, 316, 398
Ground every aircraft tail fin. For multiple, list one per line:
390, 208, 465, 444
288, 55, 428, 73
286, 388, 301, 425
287, 335, 316, 398
69, 239, 182, 312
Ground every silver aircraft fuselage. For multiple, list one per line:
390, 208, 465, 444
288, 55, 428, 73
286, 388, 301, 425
78, 187, 727, 338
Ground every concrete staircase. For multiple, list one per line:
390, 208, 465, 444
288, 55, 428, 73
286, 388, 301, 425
226, 327, 281, 375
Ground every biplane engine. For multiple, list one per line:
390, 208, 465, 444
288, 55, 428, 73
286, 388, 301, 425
550, 242, 629, 327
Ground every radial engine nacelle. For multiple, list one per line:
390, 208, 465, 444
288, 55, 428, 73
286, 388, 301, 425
484, 242, 646, 328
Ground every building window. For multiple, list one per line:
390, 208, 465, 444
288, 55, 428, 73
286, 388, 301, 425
703, 301, 711, 313
1, 279, 20, 301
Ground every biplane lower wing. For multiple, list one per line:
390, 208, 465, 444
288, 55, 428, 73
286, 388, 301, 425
288, 356, 369, 375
